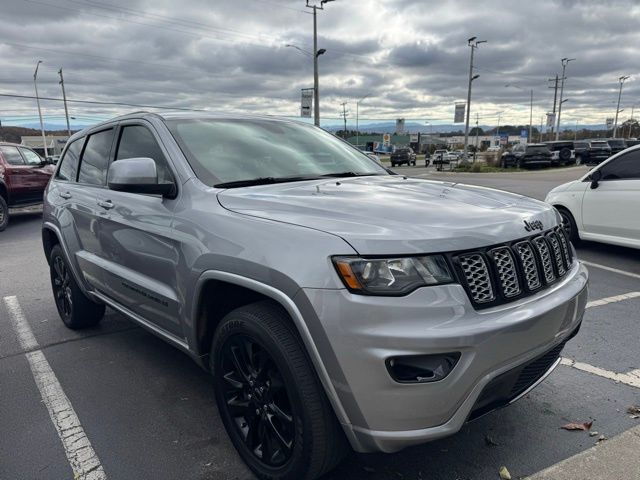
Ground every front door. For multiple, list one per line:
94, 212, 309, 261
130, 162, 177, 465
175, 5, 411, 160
581, 149, 640, 243
96, 122, 183, 338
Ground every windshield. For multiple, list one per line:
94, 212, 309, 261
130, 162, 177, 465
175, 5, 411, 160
166, 118, 387, 186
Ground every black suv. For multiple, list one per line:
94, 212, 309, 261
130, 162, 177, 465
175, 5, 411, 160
606, 138, 627, 155
390, 147, 416, 167
544, 140, 574, 165
500, 143, 552, 168
574, 140, 611, 165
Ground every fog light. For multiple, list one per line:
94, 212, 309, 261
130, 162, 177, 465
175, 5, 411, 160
386, 353, 460, 383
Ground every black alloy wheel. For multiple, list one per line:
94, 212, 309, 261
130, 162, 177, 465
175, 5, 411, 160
0, 196, 8, 231
52, 254, 73, 321
558, 208, 579, 243
219, 334, 295, 467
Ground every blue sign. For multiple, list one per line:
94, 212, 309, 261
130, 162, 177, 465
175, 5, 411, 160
520, 129, 528, 138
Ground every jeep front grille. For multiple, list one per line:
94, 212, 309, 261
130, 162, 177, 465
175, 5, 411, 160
454, 227, 575, 309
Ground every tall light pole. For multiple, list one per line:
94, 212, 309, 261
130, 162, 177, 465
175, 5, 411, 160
306, 0, 334, 127
613, 75, 630, 138
464, 37, 486, 159
285, 43, 325, 122
58, 68, 71, 137
33, 60, 48, 160
505, 84, 534, 142
355, 93, 370, 149
555, 57, 575, 140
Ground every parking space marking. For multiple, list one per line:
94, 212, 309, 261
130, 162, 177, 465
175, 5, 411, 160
2, 296, 107, 480
586, 291, 640, 308
582, 260, 640, 280
560, 358, 640, 389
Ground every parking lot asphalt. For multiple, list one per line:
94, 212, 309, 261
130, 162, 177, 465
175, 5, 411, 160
1, 167, 639, 480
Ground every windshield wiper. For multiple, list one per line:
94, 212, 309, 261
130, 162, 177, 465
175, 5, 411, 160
320, 171, 384, 178
214, 175, 322, 188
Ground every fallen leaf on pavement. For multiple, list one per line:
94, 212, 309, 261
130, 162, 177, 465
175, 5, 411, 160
561, 421, 593, 431
595, 434, 607, 445
589, 431, 599, 437
499, 466, 512, 480
627, 405, 640, 415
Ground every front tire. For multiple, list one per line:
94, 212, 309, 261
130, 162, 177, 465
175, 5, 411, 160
49, 244, 105, 329
211, 302, 346, 480
0, 196, 8, 232
557, 207, 579, 244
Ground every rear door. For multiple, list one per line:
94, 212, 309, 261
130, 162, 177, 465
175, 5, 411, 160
96, 121, 182, 337
68, 128, 116, 291
581, 149, 640, 243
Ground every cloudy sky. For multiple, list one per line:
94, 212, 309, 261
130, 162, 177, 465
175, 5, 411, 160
1, 0, 639, 129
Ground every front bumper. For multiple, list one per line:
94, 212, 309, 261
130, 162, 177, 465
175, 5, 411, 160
298, 261, 588, 453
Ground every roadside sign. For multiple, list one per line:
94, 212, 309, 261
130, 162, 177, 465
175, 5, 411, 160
395, 119, 405, 135
300, 88, 313, 118
546, 113, 555, 128
606, 117, 614, 129
409, 133, 419, 143
499, 133, 508, 145
454, 103, 465, 123
521, 129, 528, 138
383, 133, 391, 146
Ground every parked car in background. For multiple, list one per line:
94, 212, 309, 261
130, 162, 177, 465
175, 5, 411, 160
606, 138, 627, 155
546, 145, 640, 249
500, 143, 552, 168
390, 147, 416, 167
0, 143, 55, 231
625, 139, 640, 148
432, 149, 457, 165
42, 112, 588, 480
544, 140, 575, 165
486, 145, 501, 153
573, 140, 611, 165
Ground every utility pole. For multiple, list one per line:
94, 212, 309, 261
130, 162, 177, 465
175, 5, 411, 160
613, 75, 630, 138
556, 57, 575, 140
548, 75, 559, 139
33, 60, 48, 160
58, 68, 71, 137
339, 102, 349, 139
306, 0, 333, 127
463, 36, 486, 160
355, 93, 370, 149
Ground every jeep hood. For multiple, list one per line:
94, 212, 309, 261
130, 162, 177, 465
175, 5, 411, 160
217, 176, 559, 255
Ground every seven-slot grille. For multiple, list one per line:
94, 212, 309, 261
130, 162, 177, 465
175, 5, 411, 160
455, 227, 574, 308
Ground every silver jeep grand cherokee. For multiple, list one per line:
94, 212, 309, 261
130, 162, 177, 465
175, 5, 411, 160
42, 113, 588, 480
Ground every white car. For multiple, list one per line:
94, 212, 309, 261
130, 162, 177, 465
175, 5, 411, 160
545, 146, 640, 249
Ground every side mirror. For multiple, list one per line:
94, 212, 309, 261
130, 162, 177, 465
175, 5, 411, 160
589, 169, 602, 189
108, 157, 174, 196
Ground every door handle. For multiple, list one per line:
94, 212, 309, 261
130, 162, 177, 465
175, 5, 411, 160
98, 200, 114, 210
59, 191, 72, 199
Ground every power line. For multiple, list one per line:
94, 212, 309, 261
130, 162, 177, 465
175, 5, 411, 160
0, 92, 204, 111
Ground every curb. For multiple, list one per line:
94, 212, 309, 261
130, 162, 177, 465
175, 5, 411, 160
525, 424, 640, 480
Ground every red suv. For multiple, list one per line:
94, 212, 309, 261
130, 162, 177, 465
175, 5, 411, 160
0, 143, 55, 231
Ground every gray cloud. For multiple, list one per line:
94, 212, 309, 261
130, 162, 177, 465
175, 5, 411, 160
0, 0, 639, 128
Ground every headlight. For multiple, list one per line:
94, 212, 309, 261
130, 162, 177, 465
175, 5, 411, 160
333, 255, 453, 295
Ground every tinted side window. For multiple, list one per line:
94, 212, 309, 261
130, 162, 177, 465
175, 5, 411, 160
78, 129, 114, 186
57, 139, 83, 181
115, 125, 173, 183
600, 150, 640, 180
0, 146, 25, 165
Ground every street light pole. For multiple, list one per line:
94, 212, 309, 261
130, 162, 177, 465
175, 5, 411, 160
555, 57, 575, 140
58, 68, 71, 137
463, 37, 486, 160
33, 60, 48, 160
307, 0, 333, 127
613, 75, 630, 138
356, 93, 370, 149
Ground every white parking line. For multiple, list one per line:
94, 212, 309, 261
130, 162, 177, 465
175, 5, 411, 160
582, 260, 640, 280
586, 291, 640, 308
2, 296, 107, 480
560, 358, 640, 389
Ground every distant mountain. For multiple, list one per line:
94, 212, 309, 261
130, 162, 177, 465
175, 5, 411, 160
8, 121, 90, 130
324, 121, 608, 134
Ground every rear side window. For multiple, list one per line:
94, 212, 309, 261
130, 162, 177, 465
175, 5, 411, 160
78, 129, 114, 186
115, 125, 173, 184
0, 146, 25, 165
600, 150, 640, 180
57, 139, 84, 181
19, 147, 43, 166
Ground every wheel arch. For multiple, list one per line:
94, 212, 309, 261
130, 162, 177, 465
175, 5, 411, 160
191, 270, 355, 442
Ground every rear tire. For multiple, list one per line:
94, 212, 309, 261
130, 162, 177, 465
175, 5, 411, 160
49, 244, 105, 329
559, 147, 572, 163
0, 196, 8, 232
210, 301, 347, 480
